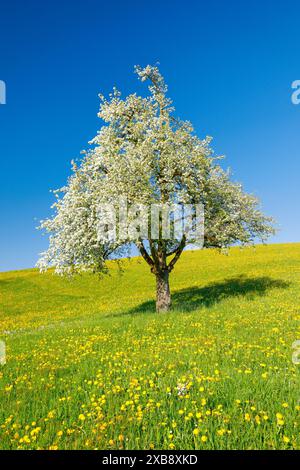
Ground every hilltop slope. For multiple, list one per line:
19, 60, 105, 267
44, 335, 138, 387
0, 243, 300, 449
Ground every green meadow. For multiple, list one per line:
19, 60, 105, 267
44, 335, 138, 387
0, 243, 300, 449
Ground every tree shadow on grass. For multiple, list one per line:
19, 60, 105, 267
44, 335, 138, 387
122, 275, 290, 315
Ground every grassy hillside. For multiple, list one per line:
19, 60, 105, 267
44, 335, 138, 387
0, 243, 300, 449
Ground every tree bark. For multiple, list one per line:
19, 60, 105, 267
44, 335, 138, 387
156, 270, 171, 312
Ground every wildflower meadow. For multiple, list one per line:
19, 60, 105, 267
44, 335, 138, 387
0, 243, 299, 450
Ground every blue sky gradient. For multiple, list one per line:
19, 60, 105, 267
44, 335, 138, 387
0, 0, 299, 271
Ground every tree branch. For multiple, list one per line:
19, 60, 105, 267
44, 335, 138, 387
167, 236, 186, 272
136, 240, 155, 268
149, 239, 160, 266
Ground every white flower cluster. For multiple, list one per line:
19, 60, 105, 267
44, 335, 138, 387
37, 65, 275, 276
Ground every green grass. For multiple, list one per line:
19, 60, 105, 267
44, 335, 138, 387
1, 243, 300, 449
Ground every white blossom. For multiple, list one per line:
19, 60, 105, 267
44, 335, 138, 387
37, 65, 275, 311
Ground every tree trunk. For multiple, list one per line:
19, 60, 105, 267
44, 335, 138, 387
156, 271, 171, 312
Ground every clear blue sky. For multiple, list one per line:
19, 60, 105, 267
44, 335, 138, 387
0, 0, 299, 271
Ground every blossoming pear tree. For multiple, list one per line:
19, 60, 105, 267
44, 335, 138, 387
37, 65, 275, 312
